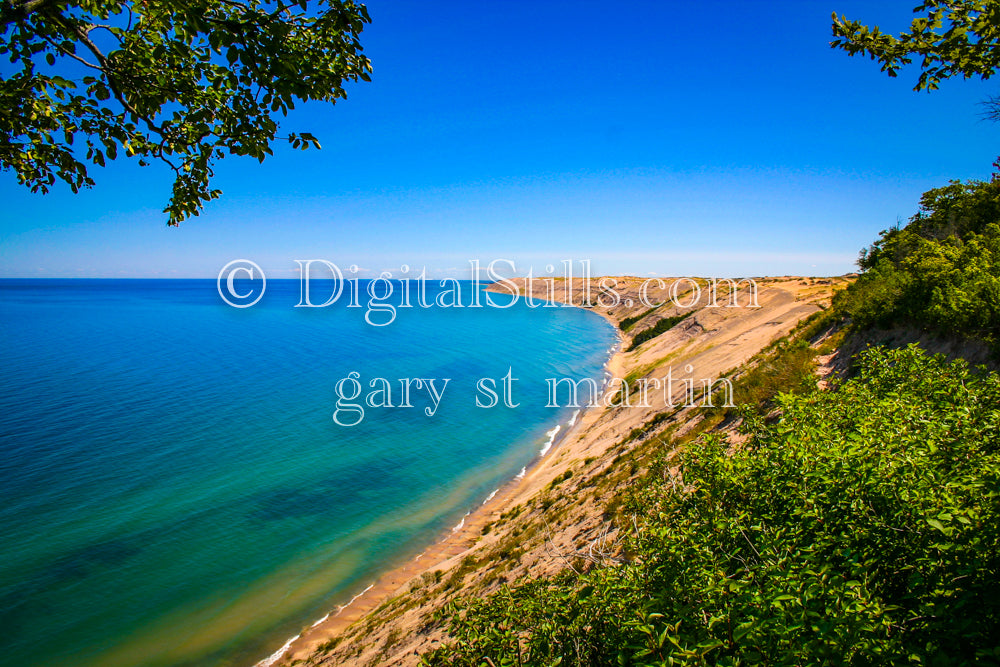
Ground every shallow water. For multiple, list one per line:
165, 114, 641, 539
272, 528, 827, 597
0, 279, 615, 667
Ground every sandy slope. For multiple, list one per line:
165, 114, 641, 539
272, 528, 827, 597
274, 276, 850, 667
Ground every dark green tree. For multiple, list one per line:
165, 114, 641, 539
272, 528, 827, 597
834, 179, 1000, 336
0, 0, 372, 224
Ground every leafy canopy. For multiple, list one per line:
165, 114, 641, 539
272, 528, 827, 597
0, 0, 372, 223
835, 178, 1000, 338
831, 0, 1000, 92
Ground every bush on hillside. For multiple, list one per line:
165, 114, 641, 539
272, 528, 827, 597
836, 179, 1000, 339
422, 345, 1000, 666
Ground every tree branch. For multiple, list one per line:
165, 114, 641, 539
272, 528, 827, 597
55, 13, 167, 142
38, 31, 101, 70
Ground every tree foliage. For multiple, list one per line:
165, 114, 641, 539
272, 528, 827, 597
423, 346, 1000, 666
0, 0, 372, 223
831, 0, 1000, 92
835, 178, 1000, 338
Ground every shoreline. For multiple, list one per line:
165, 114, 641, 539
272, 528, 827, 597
267, 299, 625, 666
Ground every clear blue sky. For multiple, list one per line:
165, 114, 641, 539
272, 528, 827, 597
2, 0, 998, 278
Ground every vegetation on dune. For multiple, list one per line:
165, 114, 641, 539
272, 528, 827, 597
834, 178, 1000, 345
620, 307, 657, 333
422, 346, 1000, 666
627, 310, 695, 352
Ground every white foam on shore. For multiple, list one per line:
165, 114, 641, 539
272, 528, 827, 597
254, 633, 300, 667
259, 580, 375, 665
452, 512, 470, 532
335, 583, 375, 616
258, 332, 619, 667
540, 424, 561, 456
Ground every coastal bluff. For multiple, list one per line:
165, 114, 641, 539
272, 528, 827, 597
275, 275, 852, 667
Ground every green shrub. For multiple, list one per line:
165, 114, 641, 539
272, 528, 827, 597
837, 179, 1000, 342
620, 307, 657, 332
423, 345, 1000, 666
628, 310, 695, 351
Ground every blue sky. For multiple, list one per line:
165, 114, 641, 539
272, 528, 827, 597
2, 0, 998, 278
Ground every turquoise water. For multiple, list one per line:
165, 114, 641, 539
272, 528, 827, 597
0, 279, 616, 667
